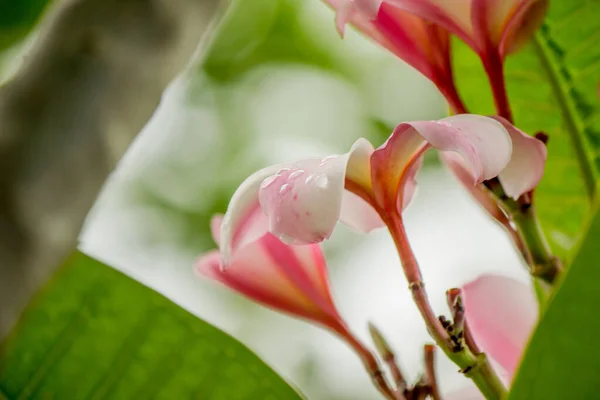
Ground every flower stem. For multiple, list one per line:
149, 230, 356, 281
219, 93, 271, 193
484, 51, 513, 122
340, 327, 398, 400
511, 204, 562, 285
386, 212, 507, 400
484, 179, 562, 285
440, 82, 469, 115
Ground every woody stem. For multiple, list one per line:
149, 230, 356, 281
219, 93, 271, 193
385, 211, 507, 400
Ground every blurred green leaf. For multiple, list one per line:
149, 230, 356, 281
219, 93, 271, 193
203, 0, 347, 81
0, 252, 302, 400
0, 0, 50, 51
454, 0, 600, 255
508, 200, 600, 399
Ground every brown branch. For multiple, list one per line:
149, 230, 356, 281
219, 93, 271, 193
0, 0, 224, 339
423, 345, 442, 400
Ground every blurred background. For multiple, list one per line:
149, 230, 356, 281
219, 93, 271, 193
1, 0, 532, 398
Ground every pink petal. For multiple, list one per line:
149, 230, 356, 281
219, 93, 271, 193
258, 139, 376, 245
385, 0, 475, 48
371, 115, 511, 211
210, 215, 223, 246
220, 165, 280, 263
340, 191, 385, 232
492, 116, 547, 199
461, 274, 538, 379
195, 233, 341, 326
474, 0, 548, 56
441, 152, 509, 225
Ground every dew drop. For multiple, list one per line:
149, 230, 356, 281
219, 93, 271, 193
319, 156, 336, 166
277, 233, 295, 244
279, 183, 291, 195
277, 167, 291, 175
260, 175, 278, 189
288, 169, 304, 180
305, 175, 314, 184
315, 174, 328, 189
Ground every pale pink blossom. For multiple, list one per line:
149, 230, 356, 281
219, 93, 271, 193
196, 206, 349, 335
325, 0, 462, 111
220, 115, 545, 256
447, 274, 538, 399
334, 0, 548, 59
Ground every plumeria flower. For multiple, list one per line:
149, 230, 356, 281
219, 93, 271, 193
195, 204, 396, 398
327, 0, 548, 117
219, 114, 546, 258
447, 274, 538, 399
325, 0, 463, 112
334, 0, 548, 61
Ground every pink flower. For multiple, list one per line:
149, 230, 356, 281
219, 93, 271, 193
447, 274, 538, 399
196, 204, 395, 398
325, 0, 462, 112
326, 0, 548, 118
337, 0, 548, 59
196, 205, 349, 335
443, 116, 547, 201
219, 115, 545, 255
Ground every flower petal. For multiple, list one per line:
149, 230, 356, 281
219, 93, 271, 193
441, 152, 509, 225
371, 115, 511, 211
462, 274, 538, 379
195, 233, 340, 326
479, 0, 549, 56
492, 116, 547, 199
258, 138, 375, 245
340, 191, 385, 232
385, 0, 475, 47
220, 165, 280, 263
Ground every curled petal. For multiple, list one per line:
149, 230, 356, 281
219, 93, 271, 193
340, 191, 385, 232
220, 166, 279, 263
483, 0, 549, 56
330, 0, 383, 36
371, 115, 511, 211
462, 274, 538, 379
492, 116, 547, 199
196, 223, 341, 328
441, 152, 509, 225
258, 139, 376, 245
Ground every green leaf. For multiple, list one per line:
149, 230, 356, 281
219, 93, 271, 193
202, 0, 349, 82
508, 199, 600, 399
453, 0, 600, 254
0, 0, 50, 51
0, 252, 302, 400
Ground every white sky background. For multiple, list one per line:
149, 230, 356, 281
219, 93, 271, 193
79, 3, 533, 399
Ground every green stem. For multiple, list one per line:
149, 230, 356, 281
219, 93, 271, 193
511, 204, 562, 285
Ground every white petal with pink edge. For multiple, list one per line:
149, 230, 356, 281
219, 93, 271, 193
462, 274, 538, 380
220, 165, 280, 264
258, 138, 376, 246
432, 114, 513, 183
371, 115, 511, 211
492, 116, 547, 199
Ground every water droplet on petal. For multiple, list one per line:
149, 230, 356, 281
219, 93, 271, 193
279, 183, 291, 195
277, 233, 295, 244
320, 156, 336, 166
260, 175, 278, 189
315, 174, 328, 189
288, 169, 304, 180
277, 167, 291, 175
305, 175, 314, 184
